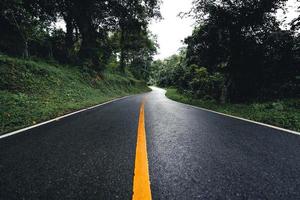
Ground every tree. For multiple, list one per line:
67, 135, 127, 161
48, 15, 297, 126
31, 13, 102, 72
291, 0, 300, 30
0, 0, 161, 76
0, 0, 48, 58
128, 31, 158, 79
185, 0, 295, 102
110, 0, 161, 72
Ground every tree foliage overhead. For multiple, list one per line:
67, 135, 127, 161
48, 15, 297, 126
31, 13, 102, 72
0, 0, 160, 76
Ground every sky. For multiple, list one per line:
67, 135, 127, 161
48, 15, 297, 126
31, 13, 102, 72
151, 0, 300, 60
149, 0, 194, 60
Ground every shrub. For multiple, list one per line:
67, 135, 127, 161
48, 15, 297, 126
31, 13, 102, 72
179, 64, 225, 100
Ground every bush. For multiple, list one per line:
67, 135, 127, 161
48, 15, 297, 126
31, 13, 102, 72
179, 64, 224, 100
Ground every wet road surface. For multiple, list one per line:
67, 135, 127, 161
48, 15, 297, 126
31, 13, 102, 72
1, 87, 300, 199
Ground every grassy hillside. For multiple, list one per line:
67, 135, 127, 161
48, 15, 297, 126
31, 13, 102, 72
0, 55, 150, 134
166, 88, 300, 132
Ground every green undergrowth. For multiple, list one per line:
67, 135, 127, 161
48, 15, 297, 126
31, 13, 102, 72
0, 54, 150, 134
166, 88, 300, 132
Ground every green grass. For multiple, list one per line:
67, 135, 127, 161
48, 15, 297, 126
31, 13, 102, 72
0, 54, 150, 134
166, 88, 300, 132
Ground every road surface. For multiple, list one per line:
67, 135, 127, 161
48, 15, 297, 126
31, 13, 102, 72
1, 87, 300, 199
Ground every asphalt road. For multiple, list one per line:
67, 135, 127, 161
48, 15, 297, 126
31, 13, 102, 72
1, 87, 300, 199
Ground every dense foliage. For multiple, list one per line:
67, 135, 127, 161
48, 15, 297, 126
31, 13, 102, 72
151, 0, 300, 103
0, 0, 160, 77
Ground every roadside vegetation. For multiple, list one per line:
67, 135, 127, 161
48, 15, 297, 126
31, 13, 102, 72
166, 88, 300, 132
0, 0, 160, 134
150, 0, 300, 132
0, 55, 150, 134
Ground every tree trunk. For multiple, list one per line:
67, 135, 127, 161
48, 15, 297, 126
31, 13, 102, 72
79, 29, 97, 59
65, 14, 74, 52
23, 40, 29, 59
220, 76, 231, 104
48, 42, 53, 58
76, 17, 98, 65
119, 26, 126, 73
73, 3, 101, 69
220, 84, 227, 104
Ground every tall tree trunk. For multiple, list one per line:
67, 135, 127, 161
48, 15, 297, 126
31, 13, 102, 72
220, 84, 227, 104
23, 40, 29, 59
77, 21, 99, 67
119, 26, 126, 73
48, 42, 53, 58
62, 12, 75, 62
79, 27, 96, 58
65, 14, 74, 52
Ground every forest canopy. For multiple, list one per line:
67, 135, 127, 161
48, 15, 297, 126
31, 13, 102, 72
0, 0, 160, 78
151, 0, 300, 103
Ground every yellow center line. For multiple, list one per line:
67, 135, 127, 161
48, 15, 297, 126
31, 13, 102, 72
132, 100, 152, 200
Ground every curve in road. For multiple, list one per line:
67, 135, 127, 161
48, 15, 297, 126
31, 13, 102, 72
1, 87, 300, 199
